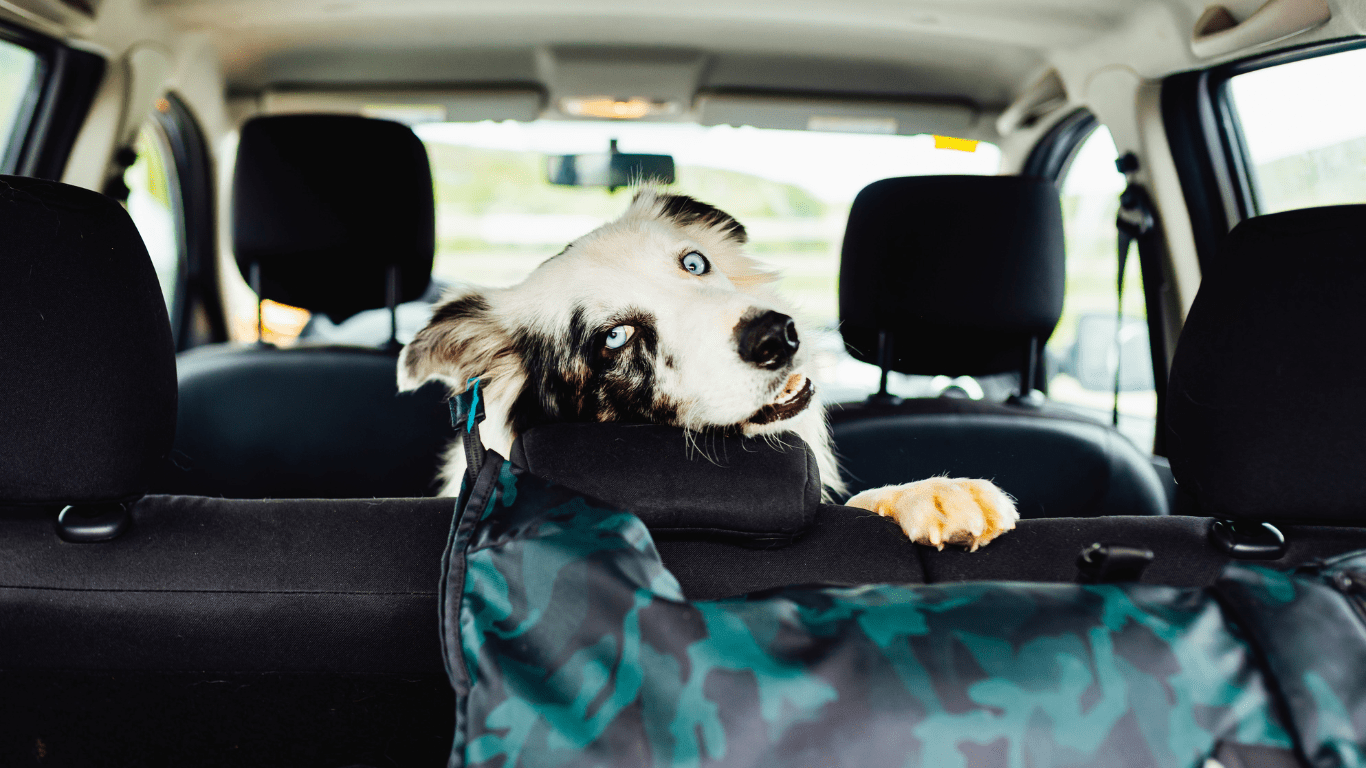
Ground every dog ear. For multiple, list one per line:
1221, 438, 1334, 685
398, 288, 517, 392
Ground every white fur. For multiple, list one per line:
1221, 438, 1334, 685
398, 188, 843, 498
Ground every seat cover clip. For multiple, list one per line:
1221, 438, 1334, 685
1209, 520, 1287, 560
56, 502, 131, 543
1077, 542, 1155, 583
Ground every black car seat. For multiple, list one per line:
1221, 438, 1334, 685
830, 175, 1169, 518
3, 174, 1365, 768
1167, 204, 1366, 527
152, 114, 453, 499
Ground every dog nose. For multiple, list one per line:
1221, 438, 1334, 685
737, 310, 800, 369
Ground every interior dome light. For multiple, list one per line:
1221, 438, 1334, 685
560, 97, 676, 120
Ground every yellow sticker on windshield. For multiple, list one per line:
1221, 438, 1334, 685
933, 135, 979, 152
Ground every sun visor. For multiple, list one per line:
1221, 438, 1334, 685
696, 91, 978, 137
258, 87, 545, 124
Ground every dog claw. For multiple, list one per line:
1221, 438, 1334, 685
847, 478, 1018, 551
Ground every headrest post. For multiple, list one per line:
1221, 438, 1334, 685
249, 261, 267, 348
867, 330, 901, 405
1021, 336, 1037, 398
1008, 336, 1045, 408
876, 330, 892, 398
384, 264, 401, 352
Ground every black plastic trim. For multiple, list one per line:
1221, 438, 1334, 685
1022, 108, 1099, 183
56, 502, 131, 543
0, 25, 52, 174
1, 26, 105, 181
1209, 520, 1288, 560
1160, 71, 1235, 270
1165, 36, 1366, 262
154, 93, 228, 349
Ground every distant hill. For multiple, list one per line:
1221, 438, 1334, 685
424, 142, 828, 219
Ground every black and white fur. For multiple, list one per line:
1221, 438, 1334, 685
399, 189, 1018, 550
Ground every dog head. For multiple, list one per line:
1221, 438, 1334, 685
398, 189, 819, 443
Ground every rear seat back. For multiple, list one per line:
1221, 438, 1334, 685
152, 115, 452, 499
3, 177, 1366, 766
831, 175, 1168, 518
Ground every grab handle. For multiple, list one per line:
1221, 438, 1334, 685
1191, 0, 1331, 58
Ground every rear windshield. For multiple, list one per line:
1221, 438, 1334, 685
232, 119, 1004, 404
415, 120, 1001, 403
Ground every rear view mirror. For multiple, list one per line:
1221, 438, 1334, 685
1068, 314, 1154, 392
545, 140, 675, 189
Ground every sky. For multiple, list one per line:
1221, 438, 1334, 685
416, 120, 1001, 203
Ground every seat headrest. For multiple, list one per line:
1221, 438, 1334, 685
1167, 205, 1366, 523
232, 115, 435, 322
511, 424, 821, 545
0, 176, 177, 505
839, 175, 1065, 376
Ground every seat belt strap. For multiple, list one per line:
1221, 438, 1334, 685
1114, 153, 1154, 427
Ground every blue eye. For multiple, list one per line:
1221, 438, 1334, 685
681, 251, 709, 275
604, 325, 634, 349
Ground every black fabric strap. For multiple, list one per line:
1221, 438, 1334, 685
1114, 154, 1154, 427
448, 379, 486, 485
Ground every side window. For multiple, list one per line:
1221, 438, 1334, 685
0, 37, 41, 171
1046, 125, 1157, 449
1228, 46, 1366, 215
123, 112, 185, 323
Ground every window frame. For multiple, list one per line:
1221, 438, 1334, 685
1166, 36, 1366, 256
1022, 108, 1099, 183
1026, 110, 1172, 454
0, 25, 50, 173
152, 92, 228, 350
0, 22, 104, 180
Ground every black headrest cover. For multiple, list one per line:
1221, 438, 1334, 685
1167, 205, 1366, 523
839, 175, 1065, 376
232, 115, 435, 322
0, 176, 177, 505
511, 424, 821, 544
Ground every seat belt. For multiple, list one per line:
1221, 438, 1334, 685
1113, 153, 1154, 427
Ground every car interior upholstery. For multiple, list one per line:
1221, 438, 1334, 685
5, 169, 1366, 765
151, 114, 454, 499
830, 175, 1170, 517
2, 0, 1366, 764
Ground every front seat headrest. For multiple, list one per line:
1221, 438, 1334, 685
839, 175, 1065, 377
1167, 204, 1366, 523
0, 175, 177, 505
232, 114, 435, 323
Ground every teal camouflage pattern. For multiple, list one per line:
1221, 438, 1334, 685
437, 454, 1359, 768
1215, 553, 1366, 768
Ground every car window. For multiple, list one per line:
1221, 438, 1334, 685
1045, 125, 1157, 449
0, 37, 41, 170
411, 122, 999, 402
248, 119, 1003, 394
1228, 46, 1366, 215
124, 115, 184, 317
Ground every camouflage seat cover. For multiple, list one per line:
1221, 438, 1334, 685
441, 438, 1366, 767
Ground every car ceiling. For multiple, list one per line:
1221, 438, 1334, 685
4, 0, 1364, 140
145, 0, 1351, 105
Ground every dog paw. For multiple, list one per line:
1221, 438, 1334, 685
846, 478, 1018, 551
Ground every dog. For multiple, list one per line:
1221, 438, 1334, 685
398, 189, 1017, 550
